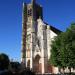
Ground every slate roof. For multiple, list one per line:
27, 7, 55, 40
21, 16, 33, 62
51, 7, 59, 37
44, 22, 62, 34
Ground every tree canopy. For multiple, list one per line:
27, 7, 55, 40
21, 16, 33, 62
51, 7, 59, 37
0, 53, 10, 70
50, 23, 75, 71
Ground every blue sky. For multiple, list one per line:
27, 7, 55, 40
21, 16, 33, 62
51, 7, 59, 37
0, 0, 75, 62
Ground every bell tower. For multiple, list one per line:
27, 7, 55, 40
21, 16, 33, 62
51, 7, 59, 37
21, 0, 43, 68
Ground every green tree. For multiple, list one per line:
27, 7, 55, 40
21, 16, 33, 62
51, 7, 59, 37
50, 34, 63, 73
50, 23, 75, 73
64, 23, 75, 73
0, 53, 10, 70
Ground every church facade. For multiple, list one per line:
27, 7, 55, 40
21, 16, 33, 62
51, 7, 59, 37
21, 0, 61, 74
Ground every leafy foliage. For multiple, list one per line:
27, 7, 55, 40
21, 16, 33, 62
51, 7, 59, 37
0, 53, 10, 70
50, 23, 75, 70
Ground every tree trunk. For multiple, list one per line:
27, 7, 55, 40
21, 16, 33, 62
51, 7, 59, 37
70, 68, 71, 74
68, 67, 71, 75
62, 67, 65, 74
58, 67, 61, 74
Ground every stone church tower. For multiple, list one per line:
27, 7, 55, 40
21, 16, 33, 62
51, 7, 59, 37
21, 0, 61, 74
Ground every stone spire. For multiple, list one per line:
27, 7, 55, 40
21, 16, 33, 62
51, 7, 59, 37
31, 0, 36, 3
32, 0, 34, 2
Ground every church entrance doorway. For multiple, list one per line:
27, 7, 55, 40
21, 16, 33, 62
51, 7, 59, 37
27, 60, 30, 68
33, 55, 41, 73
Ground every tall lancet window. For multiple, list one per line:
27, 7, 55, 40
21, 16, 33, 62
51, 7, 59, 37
37, 37, 41, 50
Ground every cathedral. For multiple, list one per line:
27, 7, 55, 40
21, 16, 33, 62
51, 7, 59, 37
21, 0, 61, 74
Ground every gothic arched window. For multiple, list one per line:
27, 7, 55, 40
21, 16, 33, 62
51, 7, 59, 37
27, 9, 32, 16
